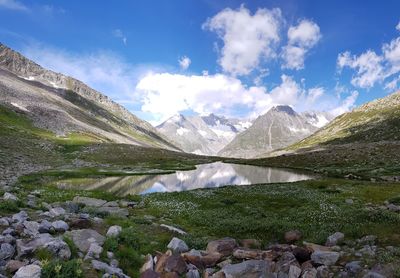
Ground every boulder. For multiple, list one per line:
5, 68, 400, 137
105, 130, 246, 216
164, 254, 187, 274
64, 229, 105, 252
44, 239, 71, 260
106, 225, 122, 237
311, 251, 339, 266
91, 259, 128, 278
167, 237, 189, 254
284, 230, 302, 243
345, 261, 362, 276
206, 238, 237, 257
140, 269, 160, 278
362, 272, 385, 278
6, 260, 27, 274
73, 196, 107, 207
12, 264, 41, 278
0, 217, 10, 226
233, 248, 276, 260
12, 211, 28, 223
155, 250, 172, 273
85, 242, 103, 260
186, 269, 201, 278
288, 265, 301, 278
140, 254, 154, 273
38, 220, 53, 234
160, 224, 187, 235
69, 218, 91, 229
4, 192, 18, 201
51, 220, 69, 232
325, 232, 344, 247
292, 247, 311, 263
0, 243, 15, 260
49, 207, 66, 218
16, 233, 53, 258
222, 260, 272, 278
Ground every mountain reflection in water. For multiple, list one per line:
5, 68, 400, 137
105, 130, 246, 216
55, 162, 313, 196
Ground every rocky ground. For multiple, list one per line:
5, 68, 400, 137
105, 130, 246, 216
1, 187, 400, 278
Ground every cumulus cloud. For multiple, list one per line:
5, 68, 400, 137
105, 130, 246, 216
202, 5, 281, 76
330, 91, 359, 116
338, 24, 400, 90
178, 56, 191, 70
282, 19, 321, 70
397, 21, 400, 31
112, 29, 127, 45
0, 0, 28, 11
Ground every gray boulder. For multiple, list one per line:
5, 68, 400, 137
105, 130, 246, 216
222, 260, 273, 278
51, 220, 69, 232
207, 238, 238, 257
22, 221, 39, 237
38, 220, 53, 234
106, 225, 122, 237
65, 229, 105, 252
0, 243, 15, 260
85, 242, 103, 260
49, 207, 66, 218
12, 211, 28, 223
167, 237, 189, 254
73, 196, 107, 207
325, 232, 344, 247
311, 251, 339, 266
12, 264, 41, 278
16, 233, 53, 258
44, 239, 71, 260
3, 192, 18, 202
91, 260, 128, 278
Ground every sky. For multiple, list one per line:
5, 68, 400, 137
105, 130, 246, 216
1, 0, 400, 125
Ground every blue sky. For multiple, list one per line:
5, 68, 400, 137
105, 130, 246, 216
1, 0, 400, 124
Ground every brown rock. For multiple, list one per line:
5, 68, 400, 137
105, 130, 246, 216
233, 248, 277, 260
211, 270, 226, 278
140, 269, 161, 278
69, 218, 91, 229
161, 272, 179, 278
5, 260, 27, 273
284, 230, 302, 243
206, 238, 237, 257
240, 239, 261, 249
155, 251, 172, 273
304, 242, 331, 252
200, 253, 223, 268
292, 247, 311, 263
164, 254, 187, 274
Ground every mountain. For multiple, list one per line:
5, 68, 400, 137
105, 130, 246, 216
0, 43, 178, 150
287, 91, 400, 151
218, 105, 332, 158
156, 113, 251, 155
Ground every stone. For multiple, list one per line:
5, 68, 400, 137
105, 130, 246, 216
232, 248, 276, 260
0, 243, 15, 260
325, 232, 344, 247
43, 239, 71, 260
186, 269, 200, 278
140, 254, 154, 273
285, 230, 302, 243
12, 264, 41, 278
64, 229, 105, 252
38, 220, 52, 234
302, 267, 317, 278
104, 201, 119, 207
0, 217, 10, 226
167, 237, 189, 254
96, 207, 129, 217
345, 199, 354, 204
73, 196, 107, 207
293, 247, 311, 263
345, 261, 362, 276
85, 242, 103, 260
276, 252, 298, 274
22, 221, 39, 237
240, 239, 261, 249
69, 218, 91, 229
155, 250, 172, 272
16, 233, 53, 258
0, 235, 15, 244
91, 259, 128, 278
183, 250, 222, 269
160, 224, 187, 235
289, 265, 301, 278
106, 225, 122, 237
12, 211, 28, 223
140, 269, 160, 278
164, 254, 187, 274
51, 220, 69, 232
316, 266, 329, 278
206, 238, 238, 257
362, 272, 385, 278
222, 260, 272, 278
311, 251, 339, 266
49, 207, 66, 218
6, 260, 27, 274
4, 192, 18, 201
2, 228, 16, 236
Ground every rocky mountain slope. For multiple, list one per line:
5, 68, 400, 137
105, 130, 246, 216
156, 114, 251, 155
219, 105, 332, 158
0, 43, 178, 150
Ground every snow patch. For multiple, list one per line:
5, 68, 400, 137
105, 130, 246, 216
176, 127, 190, 136
11, 102, 29, 112
198, 130, 208, 137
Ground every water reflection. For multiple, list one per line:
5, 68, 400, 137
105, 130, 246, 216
55, 162, 313, 196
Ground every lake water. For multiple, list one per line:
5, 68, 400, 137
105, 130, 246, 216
55, 162, 313, 196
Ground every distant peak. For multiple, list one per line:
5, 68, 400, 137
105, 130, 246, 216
271, 105, 296, 115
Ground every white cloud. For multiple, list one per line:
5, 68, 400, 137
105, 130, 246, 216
203, 5, 281, 76
178, 56, 191, 70
396, 21, 400, 31
330, 91, 359, 116
0, 0, 28, 11
112, 29, 127, 45
282, 19, 321, 70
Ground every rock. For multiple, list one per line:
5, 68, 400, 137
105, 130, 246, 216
62, 201, 80, 213
358, 235, 377, 245
6, 260, 27, 274
43, 239, 71, 260
119, 200, 137, 208
12, 211, 28, 223
167, 237, 189, 254
69, 218, 91, 229
64, 229, 105, 252
4, 192, 18, 201
155, 250, 172, 272
140, 254, 154, 273
302, 267, 317, 278
0, 234, 15, 244
0, 217, 10, 226
359, 245, 376, 257
186, 269, 201, 278
49, 207, 66, 218
160, 224, 187, 235
0, 243, 15, 260
316, 265, 329, 278
293, 247, 311, 263
362, 272, 385, 278
303, 242, 331, 252
240, 239, 261, 249
2, 228, 16, 236
183, 250, 222, 268
311, 251, 339, 266
12, 264, 41, 278
164, 254, 187, 274
206, 238, 237, 257
285, 230, 302, 243
38, 220, 52, 234
387, 203, 400, 212
325, 232, 344, 247
96, 207, 129, 217
276, 252, 298, 274
232, 248, 276, 260
91, 259, 128, 278
16, 233, 53, 258
106, 225, 122, 237
22, 221, 39, 237
345, 199, 354, 204
140, 269, 160, 278
73, 196, 107, 207
51, 220, 69, 232
104, 201, 119, 207
85, 242, 103, 260
289, 265, 301, 278
345, 261, 362, 276
222, 260, 272, 278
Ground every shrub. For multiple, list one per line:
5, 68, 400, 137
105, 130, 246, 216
41, 259, 83, 278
